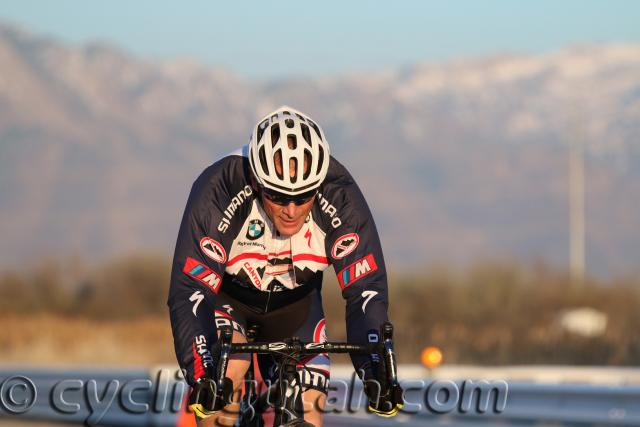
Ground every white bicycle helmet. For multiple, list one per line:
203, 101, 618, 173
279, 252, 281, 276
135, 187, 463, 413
248, 105, 330, 196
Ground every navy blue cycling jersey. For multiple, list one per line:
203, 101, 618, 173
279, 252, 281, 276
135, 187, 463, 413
167, 146, 389, 385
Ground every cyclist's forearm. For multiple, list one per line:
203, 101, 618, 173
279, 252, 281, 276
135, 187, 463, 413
345, 296, 388, 371
168, 269, 219, 385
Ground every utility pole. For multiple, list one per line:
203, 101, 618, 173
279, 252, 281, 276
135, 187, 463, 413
569, 125, 585, 285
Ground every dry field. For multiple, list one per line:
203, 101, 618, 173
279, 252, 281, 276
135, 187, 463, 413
0, 314, 175, 366
2, 258, 640, 366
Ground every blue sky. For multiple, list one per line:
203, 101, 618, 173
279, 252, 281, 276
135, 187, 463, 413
1, 1, 639, 79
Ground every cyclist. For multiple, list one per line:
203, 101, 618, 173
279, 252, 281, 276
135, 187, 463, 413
168, 106, 402, 426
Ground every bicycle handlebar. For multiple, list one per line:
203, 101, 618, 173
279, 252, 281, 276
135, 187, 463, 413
229, 341, 379, 354
215, 321, 399, 387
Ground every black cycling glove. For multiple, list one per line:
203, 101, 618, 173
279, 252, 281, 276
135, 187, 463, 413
188, 372, 233, 420
359, 359, 404, 417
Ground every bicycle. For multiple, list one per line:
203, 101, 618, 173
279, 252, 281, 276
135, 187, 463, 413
204, 321, 401, 427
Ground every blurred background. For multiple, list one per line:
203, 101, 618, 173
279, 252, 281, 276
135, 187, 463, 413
1, 2, 640, 423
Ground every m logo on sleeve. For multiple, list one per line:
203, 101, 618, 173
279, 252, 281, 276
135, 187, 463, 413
337, 253, 378, 289
183, 257, 221, 293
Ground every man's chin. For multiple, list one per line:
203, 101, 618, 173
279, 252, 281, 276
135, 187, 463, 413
275, 219, 303, 237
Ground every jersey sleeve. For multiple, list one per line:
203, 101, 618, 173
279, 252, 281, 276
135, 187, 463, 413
322, 171, 390, 375
167, 164, 234, 386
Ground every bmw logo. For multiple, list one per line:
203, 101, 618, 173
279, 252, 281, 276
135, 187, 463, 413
246, 219, 265, 240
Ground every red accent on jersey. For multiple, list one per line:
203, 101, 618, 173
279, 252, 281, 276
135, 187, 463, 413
192, 341, 205, 380
214, 309, 233, 320
269, 250, 292, 257
227, 252, 269, 266
304, 229, 312, 247
228, 250, 294, 267
313, 318, 326, 342
292, 253, 329, 264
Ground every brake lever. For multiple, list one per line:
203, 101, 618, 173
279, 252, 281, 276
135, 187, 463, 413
381, 322, 399, 388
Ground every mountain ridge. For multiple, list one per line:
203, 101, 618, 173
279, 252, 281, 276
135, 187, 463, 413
1, 22, 639, 276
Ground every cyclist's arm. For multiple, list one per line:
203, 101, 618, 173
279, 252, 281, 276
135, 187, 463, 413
167, 163, 235, 386
323, 172, 390, 374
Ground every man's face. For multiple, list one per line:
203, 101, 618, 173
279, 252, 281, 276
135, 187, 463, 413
261, 193, 315, 237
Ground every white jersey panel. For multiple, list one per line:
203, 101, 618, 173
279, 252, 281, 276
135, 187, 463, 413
225, 200, 330, 292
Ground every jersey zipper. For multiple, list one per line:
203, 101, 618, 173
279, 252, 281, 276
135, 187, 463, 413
263, 234, 294, 313
264, 282, 273, 313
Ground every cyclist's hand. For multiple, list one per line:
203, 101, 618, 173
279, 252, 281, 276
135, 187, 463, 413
360, 357, 404, 417
188, 376, 233, 420
365, 382, 404, 417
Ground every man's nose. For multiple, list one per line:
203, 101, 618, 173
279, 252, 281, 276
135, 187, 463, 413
283, 202, 297, 217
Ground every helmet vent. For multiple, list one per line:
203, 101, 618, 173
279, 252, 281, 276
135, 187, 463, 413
285, 118, 294, 128
316, 145, 325, 175
300, 123, 311, 145
274, 149, 284, 180
271, 123, 280, 146
259, 146, 268, 174
290, 158, 298, 183
288, 134, 297, 150
257, 119, 269, 141
303, 149, 312, 180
